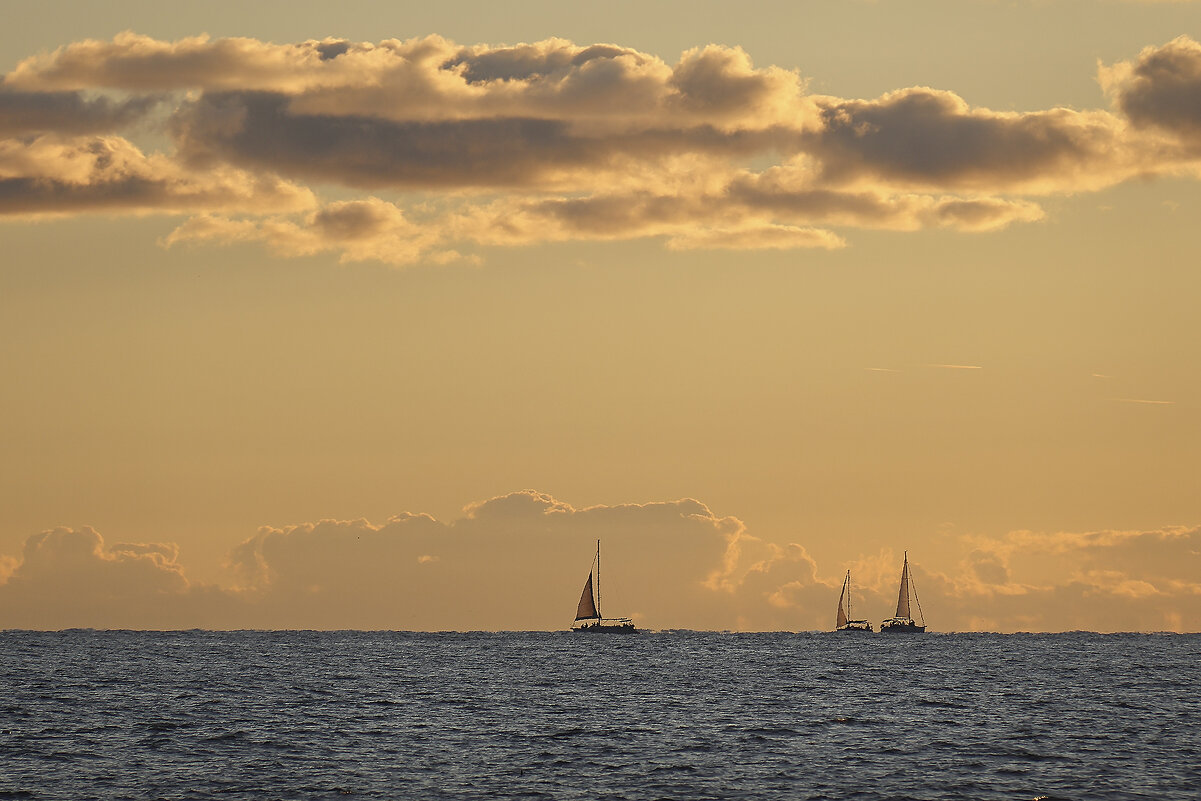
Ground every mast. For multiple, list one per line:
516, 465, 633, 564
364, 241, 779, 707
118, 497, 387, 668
910, 554, 925, 626
847, 570, 852, 619
596, 539, 601, 619
895, 551, 912, 620
836, 571, 849, 629
912, 574, 925, 626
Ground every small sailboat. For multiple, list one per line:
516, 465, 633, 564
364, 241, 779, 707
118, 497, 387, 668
835, 570, 873, 632
571, 539, 636, 633
881, 551, 926, 633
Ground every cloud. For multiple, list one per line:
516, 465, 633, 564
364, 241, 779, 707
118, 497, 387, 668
3, 32, 1201, 262
0, 134, 315, 217
0, 526, 231, 629
664, 224, 844, 251
168, 90, 806, 192
1, 498, 1199, 631
0, 88, 161, 136
8, 34, 814, 131
224, 492, 744, 630
163, 176, 1040, 265
5, 33, 397, 93
163, 198, 460, 266
933, 526, 1201, 631
1101, 35, 1201, 149
806, 88, 1148, 193
727, 168, 1047, 230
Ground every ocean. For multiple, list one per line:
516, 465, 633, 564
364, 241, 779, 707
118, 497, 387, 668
1, 631, 1197, 800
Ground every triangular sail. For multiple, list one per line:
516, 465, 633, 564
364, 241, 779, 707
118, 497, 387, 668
575, 572, 599, 620
895, 555, 911, 619
836, 572, 849, 628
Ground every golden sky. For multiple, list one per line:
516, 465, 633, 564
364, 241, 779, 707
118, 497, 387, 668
2, 1, 1199, 631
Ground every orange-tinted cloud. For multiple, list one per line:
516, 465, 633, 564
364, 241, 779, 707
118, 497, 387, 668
3, 33, 1201, 260
0, 526, 235, 629
1102, 35, 1201, 149
1, 494, 1197, 632
0, 135, 315, 217
225, 491, 744, 630
162, 198, 461, 266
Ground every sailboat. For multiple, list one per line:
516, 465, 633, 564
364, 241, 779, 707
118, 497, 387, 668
571, 539, 636, 633
835, 570, 873, 632
881, 551, 926, 633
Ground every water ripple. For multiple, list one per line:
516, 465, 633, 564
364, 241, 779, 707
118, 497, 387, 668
0, 631, 1197, 799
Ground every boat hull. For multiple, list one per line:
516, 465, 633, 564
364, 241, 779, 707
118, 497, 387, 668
571, 622, 637, 633
836, 621, 874, 633
880, 619, 925, 633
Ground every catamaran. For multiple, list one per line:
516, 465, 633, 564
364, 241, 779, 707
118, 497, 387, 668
571, 539, 636, 633
881, 551, 926, 633
835, 570, 873, 632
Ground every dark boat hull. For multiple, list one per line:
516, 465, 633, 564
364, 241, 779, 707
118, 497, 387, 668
836, 621, 874, 632
571, 623, 637, 633
880, 620, 925, 633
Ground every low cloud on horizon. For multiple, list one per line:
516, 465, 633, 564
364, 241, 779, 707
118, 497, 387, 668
2, 32, 1200, 265
0, 490, 1197, 632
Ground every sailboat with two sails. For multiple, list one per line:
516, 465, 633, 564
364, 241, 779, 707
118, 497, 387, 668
835, 571, 873, 632
881, 551, 926, 633
571, 540, 636, 633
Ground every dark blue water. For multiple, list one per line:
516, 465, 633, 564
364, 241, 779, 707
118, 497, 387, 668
1, 631, 1197, 800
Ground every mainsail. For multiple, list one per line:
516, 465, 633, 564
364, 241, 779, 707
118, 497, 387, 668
575, 572, 599, 620
895, 554, 912, 619
836, 573, 849, 628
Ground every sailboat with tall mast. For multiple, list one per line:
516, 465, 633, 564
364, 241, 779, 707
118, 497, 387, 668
571, 539, 636, 633
881, 551, 926, 633
835, 570, 873, 632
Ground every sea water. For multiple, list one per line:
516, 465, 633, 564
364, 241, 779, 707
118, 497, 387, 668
1, 631, 1197, 800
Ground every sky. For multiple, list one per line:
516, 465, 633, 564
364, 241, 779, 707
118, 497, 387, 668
1, 0, 1200, 632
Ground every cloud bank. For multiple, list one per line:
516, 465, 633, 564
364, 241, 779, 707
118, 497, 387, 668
0, 491, 1197, 631
2, 33, 1200, 263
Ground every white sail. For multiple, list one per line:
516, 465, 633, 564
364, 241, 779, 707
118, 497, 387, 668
575, 572, 599, 620
895, 555, 911, 619
836, 572, 849, 628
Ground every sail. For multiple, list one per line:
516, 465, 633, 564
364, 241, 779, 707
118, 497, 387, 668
575, 572, 599, 620
836, 573, 849, 628
895, 556, 911, 619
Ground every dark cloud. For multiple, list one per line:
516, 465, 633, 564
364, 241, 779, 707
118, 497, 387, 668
727, 173, 1044, 230
1105, 36, 1201, 147
0, 89, 160, 135
170, 91, 800, 190
315, 40, 352, 61
172, 92, 586, 188
446, 41, 647, 84
0, 175, 227, 215
807, 88, 1125, 190
312, 198, 403, 240
668, 45, 786, 116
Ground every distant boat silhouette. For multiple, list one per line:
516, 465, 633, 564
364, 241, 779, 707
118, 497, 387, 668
835, 570, 873, 632
571, 539, 636, 633
881, 551, 926, 633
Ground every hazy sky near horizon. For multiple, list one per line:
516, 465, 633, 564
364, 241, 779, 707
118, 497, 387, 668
2, 1, 1200, 631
